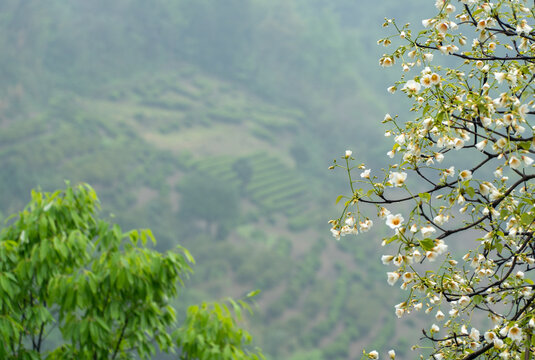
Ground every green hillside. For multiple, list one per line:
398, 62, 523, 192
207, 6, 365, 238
0, 0, 429, 358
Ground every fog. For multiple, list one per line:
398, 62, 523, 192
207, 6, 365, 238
0, 1, 431, 358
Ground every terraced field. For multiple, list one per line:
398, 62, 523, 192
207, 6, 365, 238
0, 66, 415, 360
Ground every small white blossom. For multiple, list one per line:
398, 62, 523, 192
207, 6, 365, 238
387, 272, 400, 286
458, 296, 470, 307
421, 226, 436, 238
494, 72, 506, 84
389, 172, 408, 187
516, 19, 533, 35
508, 325, 523, 343
386, 214, 404, 229
459, 170, 472, 181
403, 79, 421, 94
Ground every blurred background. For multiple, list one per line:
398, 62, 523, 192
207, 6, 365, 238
0, 1, 429, 358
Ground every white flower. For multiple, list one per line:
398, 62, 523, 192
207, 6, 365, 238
426, 251, 438, 262
453, 138, 464, 150
360, 219, 373, 232
420, 74, 432, 88
360, 169, 371, 179
481, 117, 492, 127
378, 207, 390, 219
469, 328, 480, 341
430, 73, 441, 85
412, 249, 422, 262
508, 156, 521, 169
345, 150, 353, 158
458, 296, 470, 307
508, 325, 523, 343
494, 72, 506, 84
491, 314, 503, 325
381, 255, 394, 265
516, 20, 533, 35
345, 216, 356, 227
421, 226, 436, 238
403, 79, 421, 94
424, 53, 434, 61
380, 56, 394, 67
434, 240, 447, 254
435, 310, 445, 321
386, 214, 404, 229
484, 331, 496, 342
388, 350, 396, 360
522, 155, 534, 165
330, 228, 341, 240
395, 256, 408, 268
368, 350, 379, 360
402, 272, 414, 283
439, 44, 458, 54
387, 272, 400, 286
433, 214, 447, 225
394, 134, 406, 145
387, 86, 396, 94
431, 324, 440, 333
422, 19, 433, 28
436, 22, 449, 33
459, 170, 472, 181
389, 172, 408, 187
475, 140, 487, 150
519, 104, 529, 119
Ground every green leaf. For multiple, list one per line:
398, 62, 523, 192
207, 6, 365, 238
472, 295, 483, 305
419, 238, 435, 251
335, 195, 344, 204
418, 192, 431, 203
465, 186, 475, 198
246, 289, 261, 298
182, 248, 195, 264
519, 141, 531, 150
521, 213, 534, 226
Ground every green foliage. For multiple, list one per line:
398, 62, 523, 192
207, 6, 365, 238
0, 183, 262, 359
175, 297, 264, 360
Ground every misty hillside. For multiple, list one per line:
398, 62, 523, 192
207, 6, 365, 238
0, 1, 430, 359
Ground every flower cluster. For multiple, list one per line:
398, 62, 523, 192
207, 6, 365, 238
332, 1, 535, 360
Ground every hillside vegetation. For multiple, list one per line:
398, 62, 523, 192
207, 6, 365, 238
0, 0, 427, 358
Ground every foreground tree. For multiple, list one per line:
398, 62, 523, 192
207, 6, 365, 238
331, 1, 535, 359
0, 183, 262, 359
